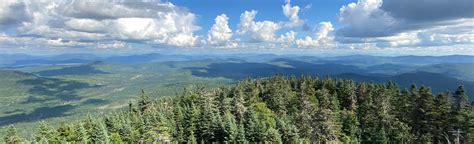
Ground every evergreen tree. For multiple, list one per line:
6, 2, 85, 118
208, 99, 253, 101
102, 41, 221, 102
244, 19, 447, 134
35, 121, 57, 143
222, 111, 238, 142
90, 121, 109, 143
232, 88, 247, 124
244, 109, 262, 142
265, 127, 282, 143
451, 85, 473, 143
183, 104, 198, 142
433, 92, 452, 143
235, 123, 247, 143
312, 88, 341, 143
138, 89, 152, 114
341, 110, 360, 143
110, 132, 123, 143
358, 84, 378, 143
295, 78, 315, 140
196, 89, 217, 142
74, 122, 89, 143
172, 104, 185, 143
188, 131, 198, 144
412, 86, 435, 142
18, 75, 473, 144
337, 80, 357, 111
3, 125, 22, 144
56, 121, 74, 141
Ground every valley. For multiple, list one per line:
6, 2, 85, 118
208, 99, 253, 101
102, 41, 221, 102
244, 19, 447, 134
1, 54, 473, 137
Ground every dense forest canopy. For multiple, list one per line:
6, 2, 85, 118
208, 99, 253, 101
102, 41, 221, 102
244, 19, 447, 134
3, 75, 473, 143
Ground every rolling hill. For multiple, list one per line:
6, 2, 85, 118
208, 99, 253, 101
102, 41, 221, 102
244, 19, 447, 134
1, 55, 473, 137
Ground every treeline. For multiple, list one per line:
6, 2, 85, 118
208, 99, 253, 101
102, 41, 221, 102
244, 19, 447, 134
3, 76, 474, 143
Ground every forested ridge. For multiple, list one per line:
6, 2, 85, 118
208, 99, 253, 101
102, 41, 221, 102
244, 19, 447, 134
3, 75, 473, 143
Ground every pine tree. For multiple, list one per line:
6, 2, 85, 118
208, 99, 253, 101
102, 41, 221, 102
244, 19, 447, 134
211, 110, 224, 142
138, 89, 152, 114
262, 76, 291, 115
408, 84, 420, 127
105, 116, 119, 134
57, 121, 74, 141
276, 117, 300, 143
110, 132, 123, 143
232, 88, 247, 124
337, 80, 357, 111
341, 110, 360, 143
467, 103, 474, 143
295, 78, 315, 140
222, 111, 238, 142
90, 121, 109, 143
413, 86, 435, 142
74, 122, 89, 143
235, 124, 247, 143
3, 125, 22, 144
265, 127, 282, 143
451, 85, 473, 143
155, 111, 172, 143
432, 92, 452, 143
244, 109, 260, 142
172, 104, 185, 143
183, 104, 198, 142
312, 88, 341, 143
116, 117, 129, 142
358, 84, 378, 143
35, 121, 56, 143
197, 89, 217, 142
395, 90, 412, 124
20, 75, 470, 144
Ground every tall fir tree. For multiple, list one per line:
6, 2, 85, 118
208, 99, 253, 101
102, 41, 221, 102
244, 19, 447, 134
3, 125, 22, 144
35, 121, 58, 143
451, 85, 473, 143
432, 92, 452, 143
413, 86, 435, 142
312, 88, 341, 143
90, 121, 109, 143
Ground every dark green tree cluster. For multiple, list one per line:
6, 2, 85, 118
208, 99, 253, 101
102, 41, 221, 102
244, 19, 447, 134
3, 76, 473, 143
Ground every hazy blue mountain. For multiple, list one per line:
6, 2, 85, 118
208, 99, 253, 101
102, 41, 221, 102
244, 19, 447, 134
2, 53, 474, 67
35, 61, 110, 77
365, 63, 416, 75
315, 54, 474, 66
416, 63, 474, 82
335, 71, 474, 98
10, 59, 92, 67
183, 59, 474, 99
392, 55, 474, 64
186, 58, 368, 80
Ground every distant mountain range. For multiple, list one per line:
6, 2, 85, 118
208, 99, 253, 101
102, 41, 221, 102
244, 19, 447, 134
1, 53, 473, 67
1, 53, 473, 97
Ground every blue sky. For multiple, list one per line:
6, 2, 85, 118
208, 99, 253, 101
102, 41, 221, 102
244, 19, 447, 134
169, 0, 353, 35
0, 0, 473, 56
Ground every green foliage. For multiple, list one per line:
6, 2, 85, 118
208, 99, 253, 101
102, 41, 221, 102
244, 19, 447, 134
3, 75, 472, 143
3, 125, 22, 144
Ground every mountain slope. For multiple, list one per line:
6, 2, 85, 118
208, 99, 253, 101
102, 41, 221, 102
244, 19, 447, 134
336, 71, 474, 99
416, 63, 474, 82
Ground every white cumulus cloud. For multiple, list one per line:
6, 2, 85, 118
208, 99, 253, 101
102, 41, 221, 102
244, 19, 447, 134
282, 0, 304, 28
337, 0, 396, 37
296, 22, 335, 48
206, 14, 236, 47
336, 0, 474, 49
237, 10, 281, 42
47, 38, 91, 47
97, 41, 126, 49
0, 1, 200, 47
